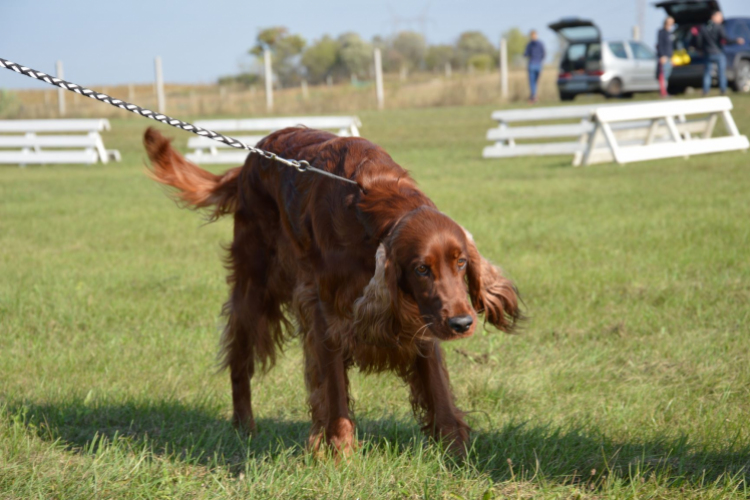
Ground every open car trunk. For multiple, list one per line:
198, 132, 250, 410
548, 18, 601, 43
549, 19, 603, 74
654, 0, 720, 25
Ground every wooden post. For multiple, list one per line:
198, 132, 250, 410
189, 90, 197, 116
500, 38, 509, 100
128, 83, 135, 103
445, 62, 452, 78
218, 86, 227, 114
374, 48, 384, 110
154, 56, 166, 114
301, 79, 309, 100
56, 60, 65, 116
326, 75, 333, 87
264, 48, 273, 112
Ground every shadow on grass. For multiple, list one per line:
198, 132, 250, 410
6, 398, 749, 488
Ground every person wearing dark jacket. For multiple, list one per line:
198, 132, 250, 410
656, 16, 675, 97
693, 10, 745, 94
523, 30, 545, 103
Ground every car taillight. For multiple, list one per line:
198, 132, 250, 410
559, 72, 571, 79
587, 70, 605, 76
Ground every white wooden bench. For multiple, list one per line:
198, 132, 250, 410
581, 97, 749, 165
0, 119, 121, 166
482, 102, 642, 163
482, 100, 740, 165
186, 116, 361, 164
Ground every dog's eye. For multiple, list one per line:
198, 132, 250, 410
415, 264, 430, 277
457, 258, 467, 270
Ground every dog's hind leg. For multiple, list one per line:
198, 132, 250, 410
223, 302, 259, 432
221, 211, 286, 432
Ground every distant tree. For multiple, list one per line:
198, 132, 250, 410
425, 44, 456, 71
467, 53, 494, 71
455, 31, 496, 69
502, 27, 530, 67
301, 35, 339, 83
250, 27, 306, 86
337, 32, 372, 79
392, 31, 427, 70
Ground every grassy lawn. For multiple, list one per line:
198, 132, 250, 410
1, 95, 749, 498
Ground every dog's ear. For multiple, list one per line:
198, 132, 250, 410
353, 243, 401, 347
464, 231, 521, 332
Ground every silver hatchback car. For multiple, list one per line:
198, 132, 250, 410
550, 18, 660, 100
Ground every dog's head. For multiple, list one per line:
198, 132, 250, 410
353, 207, 520, 345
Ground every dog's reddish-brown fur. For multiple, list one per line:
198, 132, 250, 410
144, 126, 520, 456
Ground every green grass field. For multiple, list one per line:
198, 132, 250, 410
1, 96, 749, 499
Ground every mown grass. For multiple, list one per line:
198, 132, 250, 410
1, 94, 749, 498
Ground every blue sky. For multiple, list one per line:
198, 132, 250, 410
1, 0, 748, 89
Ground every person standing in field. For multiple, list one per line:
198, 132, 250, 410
524, 30, 545, 103
656, 16, 675, 98
692, 10, 745, 95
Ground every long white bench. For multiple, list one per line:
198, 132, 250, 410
482, 99, 742, 165
482, 102, 649, 164
582, 96, 749, 165
186, 116, 361, 164
0, 119, 121, 166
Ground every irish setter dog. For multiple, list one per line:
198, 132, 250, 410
144, 126, 520, 456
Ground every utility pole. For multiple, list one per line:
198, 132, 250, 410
636, 0, 646, 41
56, 60, 65, 116
264, 48, 273, 112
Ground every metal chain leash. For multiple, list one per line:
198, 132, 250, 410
0, 57, 359, 186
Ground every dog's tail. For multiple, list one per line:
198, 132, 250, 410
144, 127, 241, 220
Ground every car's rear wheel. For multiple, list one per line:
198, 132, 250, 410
732, 60, 750, 93
667, 83, 686, 95
559, 91, 576, 101
605, 78, 624, 98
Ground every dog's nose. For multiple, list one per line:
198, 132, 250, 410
448, 315, 473, 333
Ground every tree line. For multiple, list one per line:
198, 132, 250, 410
219, 27, 531, 88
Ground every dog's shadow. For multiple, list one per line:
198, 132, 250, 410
7, 398, 750, 488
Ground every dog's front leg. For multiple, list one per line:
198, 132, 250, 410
406, 342, 470, 456
304, 309, 355, 457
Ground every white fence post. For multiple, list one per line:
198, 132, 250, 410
500, 38, 509, 100
301, 79, 309, 100
56, 60, 65, 116
445, 62, 452, 78
264, 49, 274, 112
154, 56, 166, 114
374, 48, 384, 110
632, 25, 641, 41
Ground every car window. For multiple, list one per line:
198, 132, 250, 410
588, 43, 601, 60
730, 21, 750, 42
609, 42, 628, 59
563, 43, 601, 72
566, 43, 587, 62
629, 42, 656, 60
